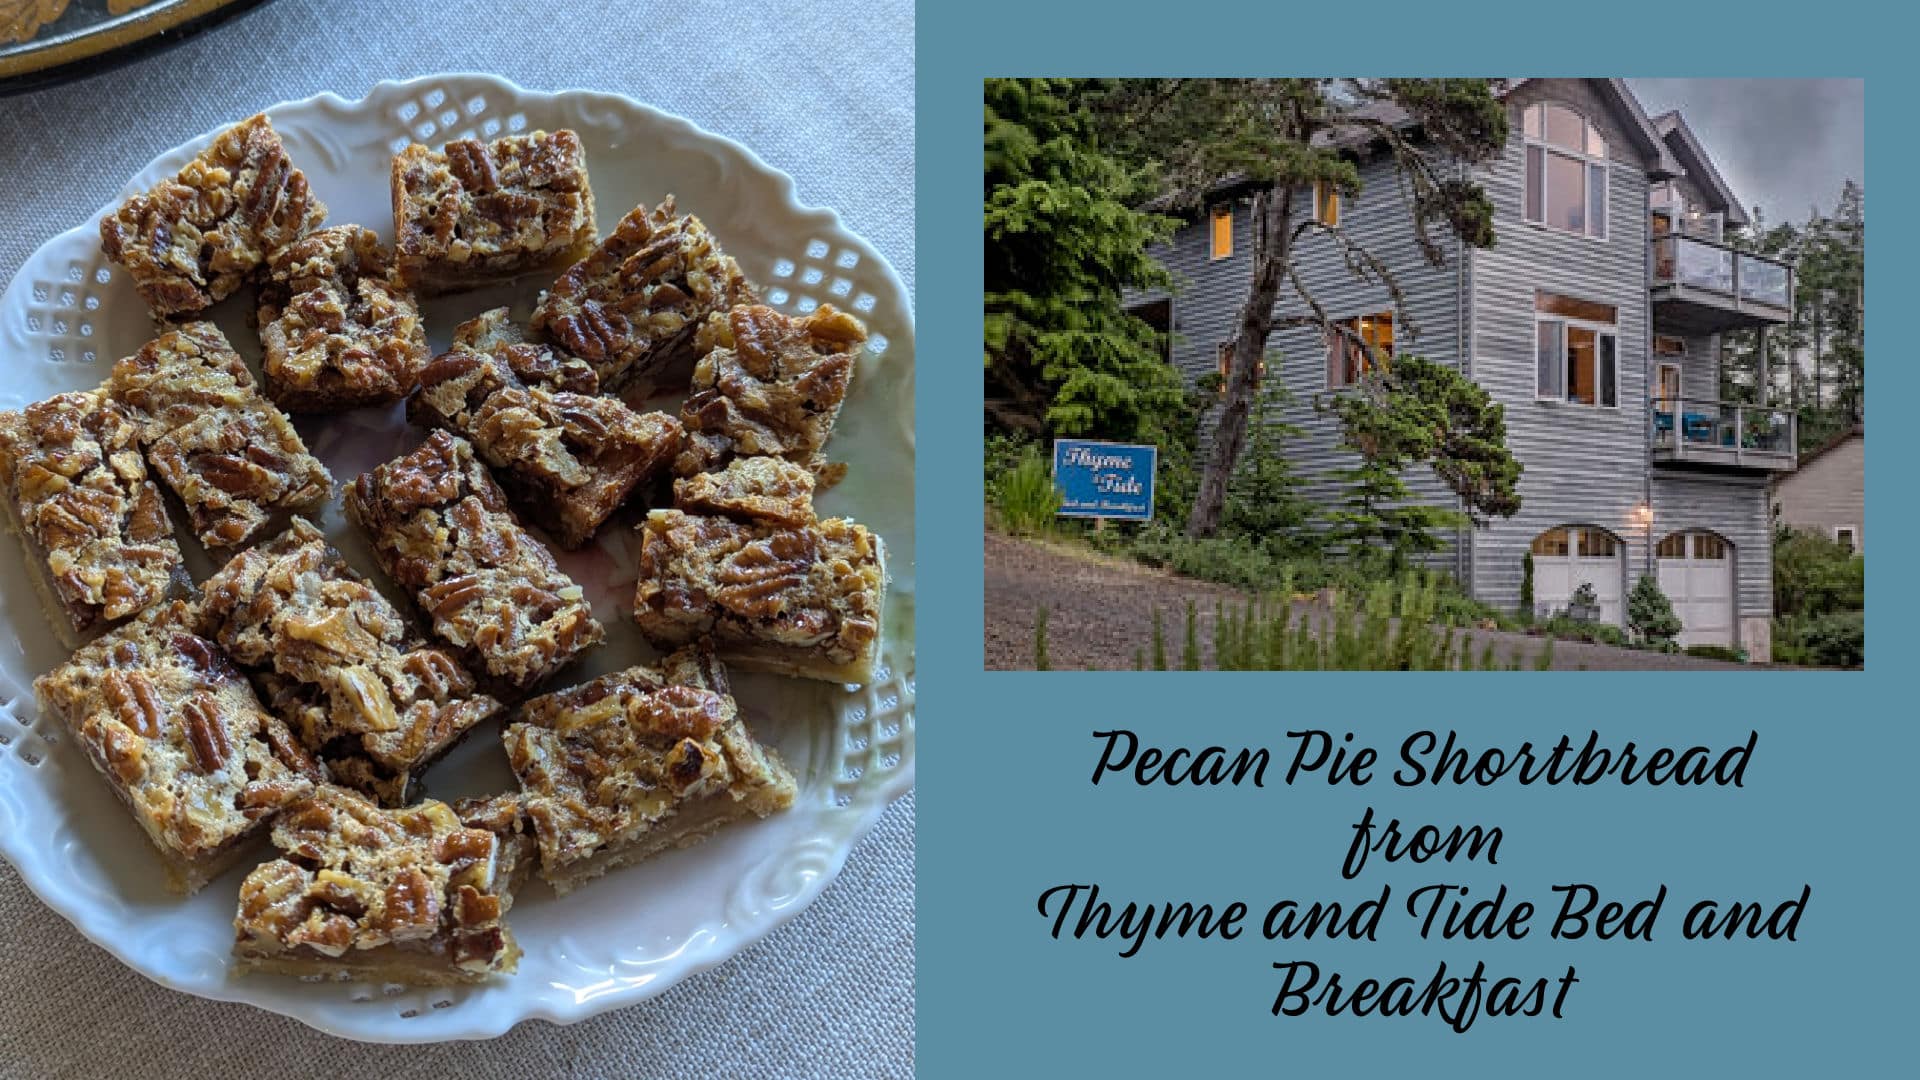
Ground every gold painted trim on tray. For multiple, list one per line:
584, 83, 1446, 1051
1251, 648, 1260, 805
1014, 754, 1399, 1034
0, 0, 243, 79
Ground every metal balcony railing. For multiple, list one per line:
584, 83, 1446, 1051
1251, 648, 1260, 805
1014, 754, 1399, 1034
1650, 234, 1793, 309
1651, 396, 1797, 469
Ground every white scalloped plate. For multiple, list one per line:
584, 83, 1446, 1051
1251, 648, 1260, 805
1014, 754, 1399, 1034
0, 73, 914, 1042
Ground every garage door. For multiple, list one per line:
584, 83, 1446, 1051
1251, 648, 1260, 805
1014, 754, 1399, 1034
1657, 531, 1734, 647
1530, 527, 1625, 625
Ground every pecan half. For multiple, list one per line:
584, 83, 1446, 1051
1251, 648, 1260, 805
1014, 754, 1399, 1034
183, 696, 233, 772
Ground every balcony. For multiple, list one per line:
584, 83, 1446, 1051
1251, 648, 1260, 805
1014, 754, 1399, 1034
1651, 397, 1797, 473
1649, 234, 1793, 334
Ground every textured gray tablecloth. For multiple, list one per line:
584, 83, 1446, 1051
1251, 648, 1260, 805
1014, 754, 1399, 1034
0, 1, 915, 1075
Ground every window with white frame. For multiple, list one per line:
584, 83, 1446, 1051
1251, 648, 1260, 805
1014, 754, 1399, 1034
1522, 103, 1608, 239
1834, 525, 1857, 554
1534, 291, 1618, 407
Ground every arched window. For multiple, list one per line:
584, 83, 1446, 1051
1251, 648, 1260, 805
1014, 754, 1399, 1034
1522, 103, 1609, 239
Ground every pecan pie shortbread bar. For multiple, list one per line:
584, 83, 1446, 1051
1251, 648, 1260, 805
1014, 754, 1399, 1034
635, 456, 886, 684
390, 130, 597, 294
258, 225, 430, 412
0, 390, 188, 647
674, 303, 865, 482
99, 112, 327, 318
503, 645, 796, 893
233, 784, 532, 984
197, 518, 501, 806
109, 321, 331, 550
531, 196, 756, 397
410, 308, 683, 549
345, 430, 604, 695
33, 601, 325, 894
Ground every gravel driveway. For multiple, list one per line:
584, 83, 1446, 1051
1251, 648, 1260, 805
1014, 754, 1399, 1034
984, 531, 1755, 671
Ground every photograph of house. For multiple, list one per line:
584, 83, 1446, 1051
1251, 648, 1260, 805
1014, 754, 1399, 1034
984, 78, 1864, 670
1137, 79, 1797, 654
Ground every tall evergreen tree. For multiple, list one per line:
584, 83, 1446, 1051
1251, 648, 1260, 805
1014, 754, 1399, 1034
1722, 180, 1864, 447
1319, 354, 1522, 558
1096, 78, 1508, 537
983, 79, 1185, 443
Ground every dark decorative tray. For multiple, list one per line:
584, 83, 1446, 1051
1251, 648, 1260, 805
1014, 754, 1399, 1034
1, 0, 272, 96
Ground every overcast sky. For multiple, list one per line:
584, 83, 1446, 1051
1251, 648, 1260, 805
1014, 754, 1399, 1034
1625, 79, 1864, 228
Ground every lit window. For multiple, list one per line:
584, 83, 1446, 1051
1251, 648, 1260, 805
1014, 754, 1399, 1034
1694, 534, 1727, 560
1534, 527, 1617, 557
1313, 180, 1341, 227
1653, 335, 1687, 356
1522, 103, 1608, 239
1534, 291, 1617, 407
1656, 533, 1688, 558
1210, 205, 1233, 260
1326, 311, 1393, 388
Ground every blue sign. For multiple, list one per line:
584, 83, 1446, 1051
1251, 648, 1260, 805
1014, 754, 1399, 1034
1052, 439, 1156, 521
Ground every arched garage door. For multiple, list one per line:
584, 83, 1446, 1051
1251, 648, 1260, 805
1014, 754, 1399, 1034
1657, 531, 1734, 648
1530, 526, 1625, 625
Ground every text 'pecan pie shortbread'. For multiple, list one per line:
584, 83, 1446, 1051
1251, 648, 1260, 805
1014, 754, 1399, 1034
0, 389, 188, 648
108, 321, 332, 551
636, 456, 886, 684
99, 112, 327, 318
531, 196, 756, 397
503, 645, 796, 894
258, 225, 430, 412
346, 430, 604, 695
674, 303, 865, 483
33, 601, 325, 895
410, 307, 683, 549
233, 784, 531, 984
390, 129, 597, 294
197, 518, 500, 806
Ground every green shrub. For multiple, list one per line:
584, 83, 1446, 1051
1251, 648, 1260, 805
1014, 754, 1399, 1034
993, 448, 1062, 535
1532, 615, 1626, 648
1684, 644, 1744, 663
983, 432, 1033, 495
1775, 610, 1865, 668
1121, 526, 1505, 630
1627, 574, 1682, 649
1773, 527, 1864, 619
1771, 526, 1864, 668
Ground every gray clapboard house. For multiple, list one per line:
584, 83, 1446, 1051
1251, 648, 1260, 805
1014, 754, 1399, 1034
1130, 78, 1794, 658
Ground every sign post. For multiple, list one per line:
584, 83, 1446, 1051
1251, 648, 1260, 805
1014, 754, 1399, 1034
1051, 439, 1157, 524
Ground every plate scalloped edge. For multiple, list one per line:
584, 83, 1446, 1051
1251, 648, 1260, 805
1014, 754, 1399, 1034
0, 71, 913, 1043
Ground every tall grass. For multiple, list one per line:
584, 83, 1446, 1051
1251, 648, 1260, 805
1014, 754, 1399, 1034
1028, 574, 1557, 671
992, 450, 1061, 536
1167, 575, 1552, 671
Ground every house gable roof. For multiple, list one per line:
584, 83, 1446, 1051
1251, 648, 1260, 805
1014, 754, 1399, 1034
1789, 424, 1864, 473
1171, 79, 1684, 216
1499, 78, 1683, 180
1651, 110, 1751, 227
